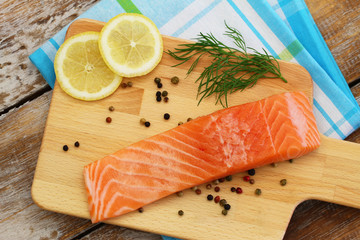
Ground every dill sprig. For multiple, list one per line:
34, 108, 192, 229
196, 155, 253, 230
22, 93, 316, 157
166, 23, 287, 108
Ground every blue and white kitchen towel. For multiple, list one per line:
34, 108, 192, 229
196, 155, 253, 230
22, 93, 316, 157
29, 0, 360, 141
29, 0, 360, 239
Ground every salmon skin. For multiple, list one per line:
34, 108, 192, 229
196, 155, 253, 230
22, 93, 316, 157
84, 91, 320, 223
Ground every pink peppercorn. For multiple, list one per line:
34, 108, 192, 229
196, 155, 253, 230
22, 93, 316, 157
243, 176, 250, 182
214, 186, 220, 192
236, 187, 243, 194
214, 196, 220, 203
106, 117, 112, 123
195, 189, 201, 195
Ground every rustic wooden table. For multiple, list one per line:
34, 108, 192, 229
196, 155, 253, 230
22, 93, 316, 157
1, 1, 359, 239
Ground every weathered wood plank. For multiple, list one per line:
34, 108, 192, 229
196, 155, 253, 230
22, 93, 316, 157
0, 92, 96, 239
0, 0, 99, 112
80, 224, 163, 240
305, 0, 360, 84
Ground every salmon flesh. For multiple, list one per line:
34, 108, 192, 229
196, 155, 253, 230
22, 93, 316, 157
84, 91, 321, 223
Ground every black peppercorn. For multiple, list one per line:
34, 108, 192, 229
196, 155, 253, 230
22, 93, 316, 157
224, 204, 231, 210
74, 141, 80, 147
247, 169, 255, 176
156, 96, 162, 102
154, 77, 161, 84
63, 145, 69, 151
207, 194, 213, 201
157, 82, 163, 88
145, 121, 151, 127
164, 113, 170, 120
156, 91, 161, 97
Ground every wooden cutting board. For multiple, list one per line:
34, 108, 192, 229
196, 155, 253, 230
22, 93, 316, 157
32, 19, 360, 240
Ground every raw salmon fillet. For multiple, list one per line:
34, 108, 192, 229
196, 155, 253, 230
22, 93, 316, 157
84, 91, 320, 223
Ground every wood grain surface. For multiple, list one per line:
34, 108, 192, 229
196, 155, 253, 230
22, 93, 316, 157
1, 0, 360, 239
31, 19, 360, 240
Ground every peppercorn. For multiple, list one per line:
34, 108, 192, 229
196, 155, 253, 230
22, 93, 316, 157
138, 207, 144, 213
249, 179, 255, 184
206, 184, 212, 189
178, 210, 184, 216
243, 176, 250, 182
176, 191, 183, 197
178, 121, 183, 126
195, 189, 201, 195
214, 186, 220, 192
191, 186, 198, 191
140, 118, 147, 125
120, 82, 127, 88
109, 106, 115, 112
74, 141, 80, 147
187, 117, 193, 122
164, 113, 170, 120
271, 163, 278, 167
224, 204, 231, 210
161, 91, 168, 97
231, 187, 236, 192
154, 77, 161, 84
127, 81, 133, 87
219, 199, 227, 207
156, 96, 162, 102
255, 188, 262, 195
218, 178, 225, 183
222, 209, 228, 216
214, 196, 220, 203
247, 169, 255, 176
156, 91, 161, 97
236, 187, 243, 194
157, 82, 163, 88
212, 179, 219, 185
164, 97, 169, 102
63, 145, 69, 151
207, 194, 213, 201
289, 159, 294, 163
280, 179, 287, 186
225, 175, 232, 181
144, 121, 151, 127
106, 117, 112, 123
171, 76, 179, 84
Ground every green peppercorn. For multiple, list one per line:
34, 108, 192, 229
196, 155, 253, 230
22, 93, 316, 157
225, 175, 232, 181
219, 199, 227, 207
161, 91, 168, 97
255, 188, 262, 195
176, 191, 183, 197
191, 186, 198, 191
271, 163, 278, 167
109, 106, 115, 112
171, 76, 179, 84
127, 81, 133, 87
178, 210, 184, 216
222, 209, 228, 216
212, 179, 219, 185
178, 121, 183, 126
154, 77, 161, 84
280, 179, 287, 186
140, 118, 147, 125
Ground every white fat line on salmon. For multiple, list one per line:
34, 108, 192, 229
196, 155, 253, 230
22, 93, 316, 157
127, 145, 214, 177
144, 138, 220, 171
109, 155, 205, 182
260, 100, 279, 156
285, 93, 308, 147
160, 133, 219, 161
99, 178, 175, 218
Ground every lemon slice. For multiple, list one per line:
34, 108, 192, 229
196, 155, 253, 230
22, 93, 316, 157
54, 31, 122, 101
99, 13, 163, 77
